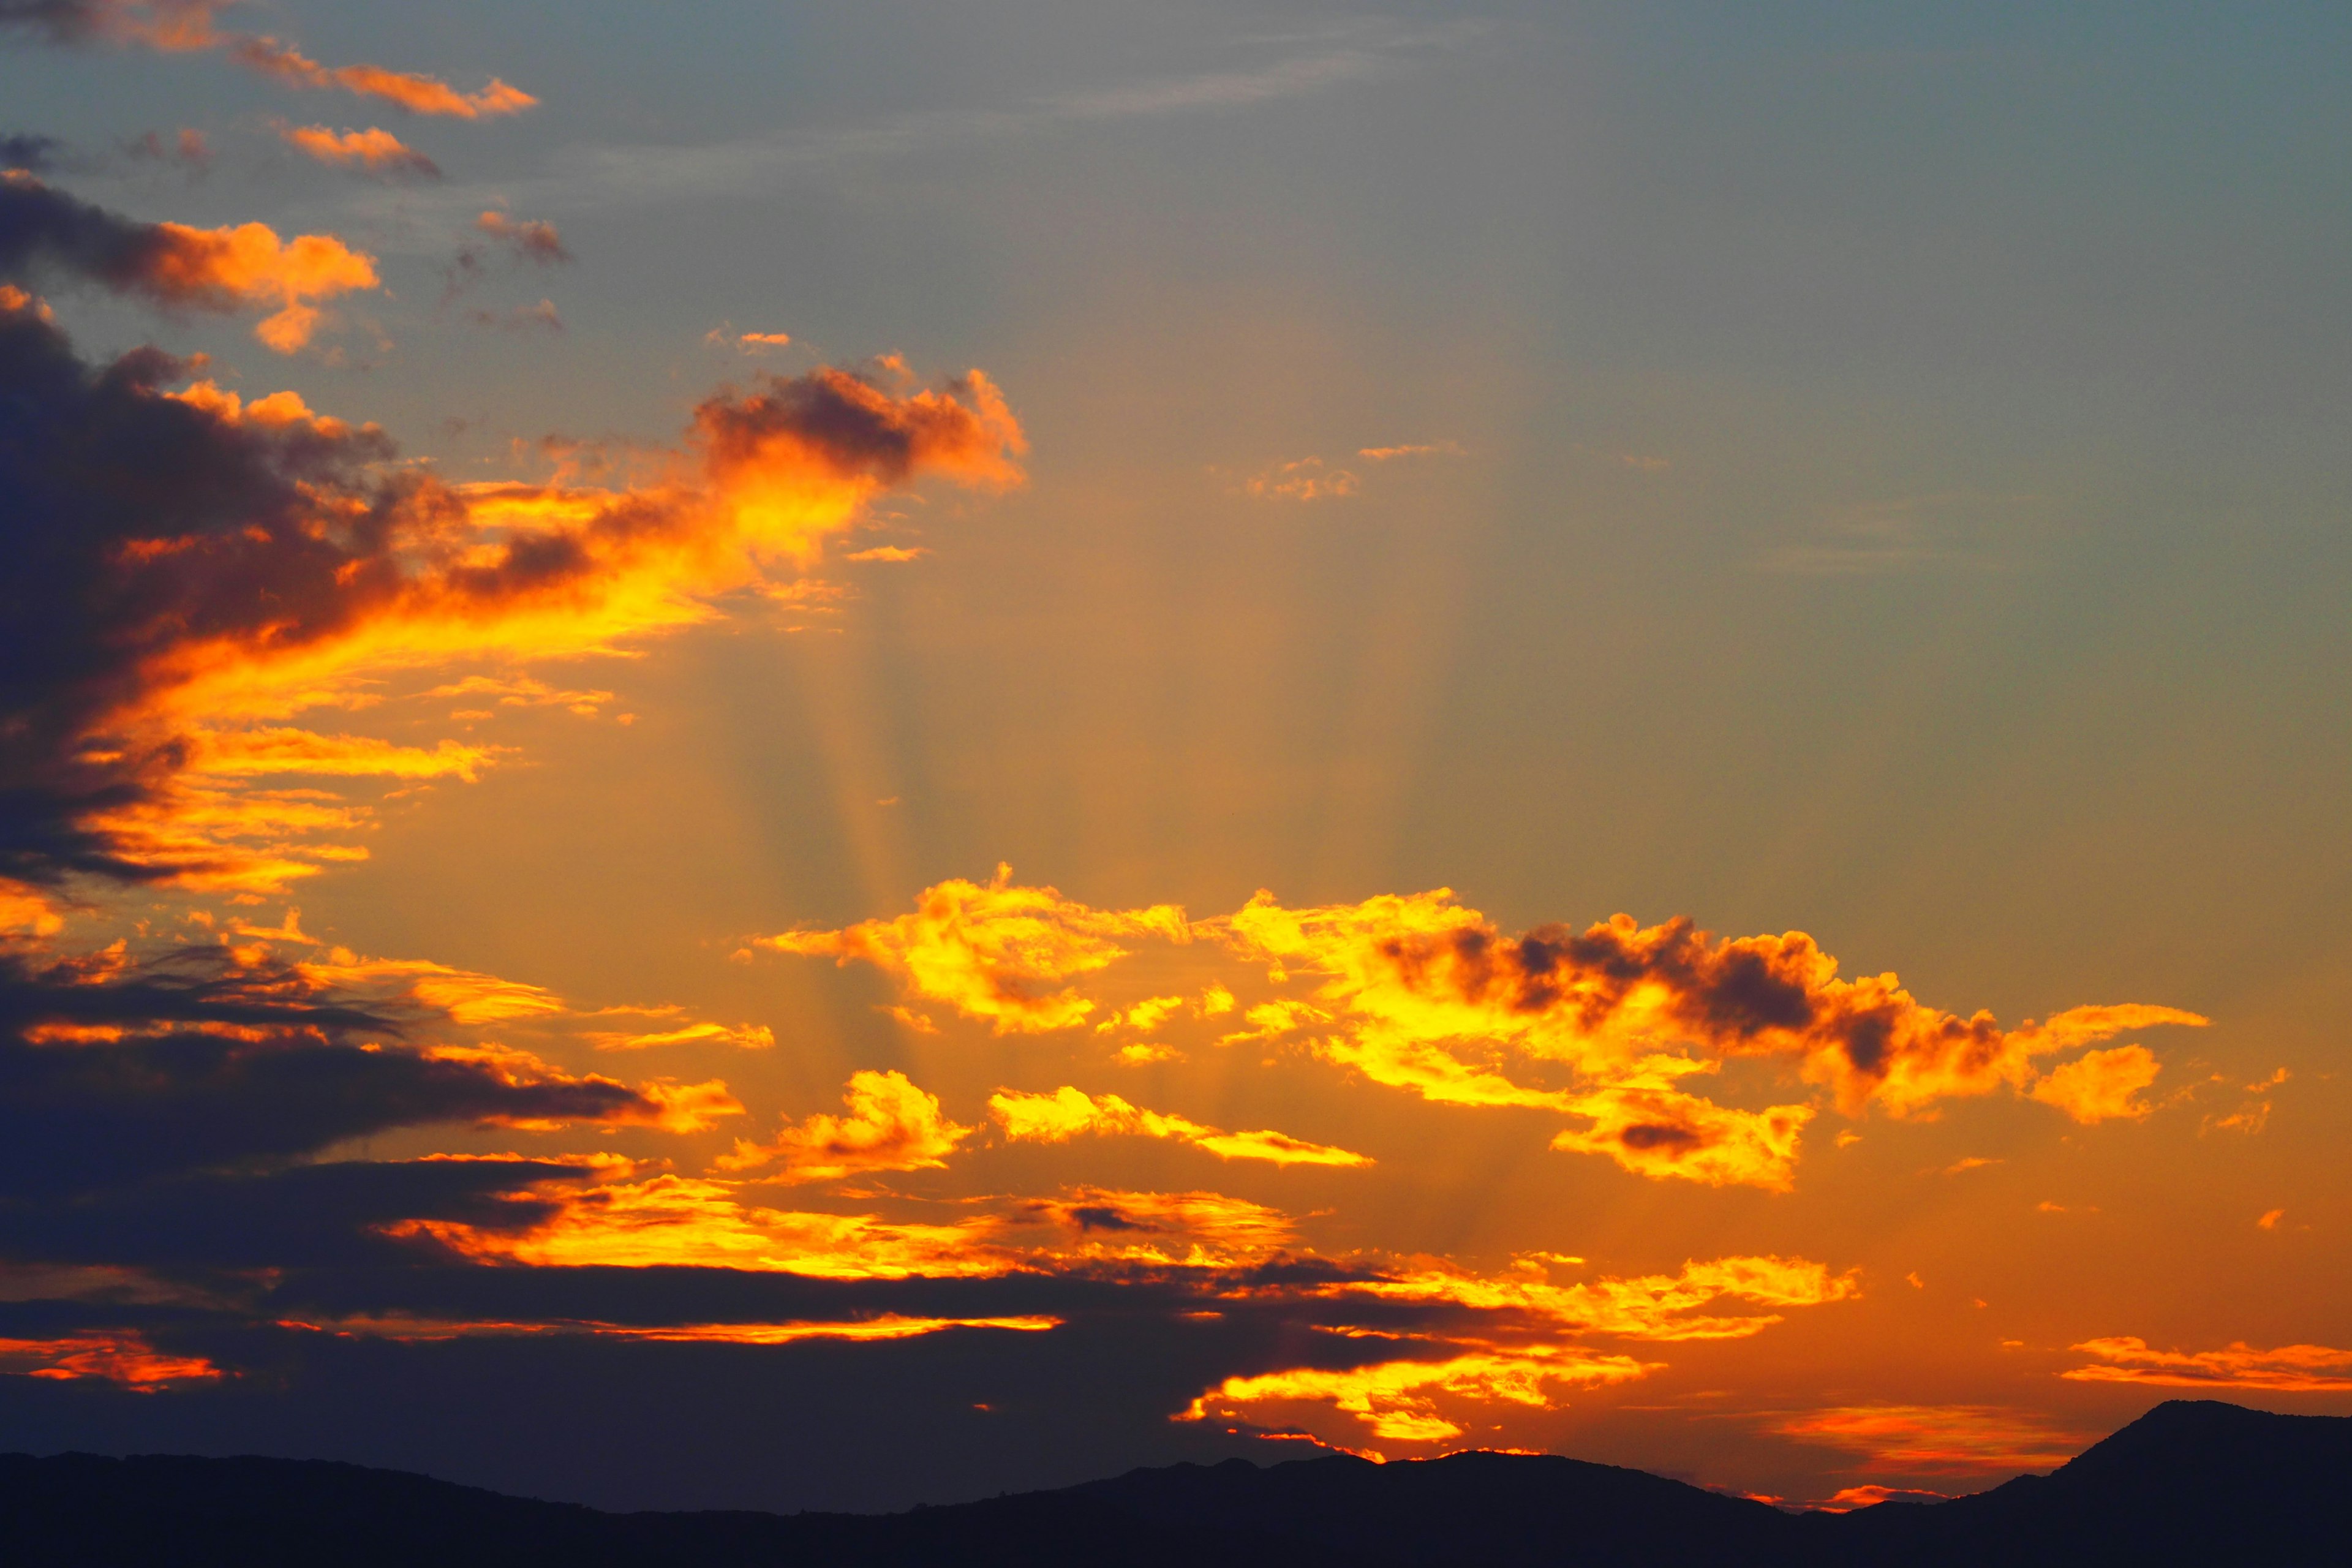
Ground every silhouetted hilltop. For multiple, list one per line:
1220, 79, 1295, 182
1, 1400, 2342, 1566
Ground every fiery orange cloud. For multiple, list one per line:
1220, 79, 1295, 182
420, 675, 616, 715
1551, 1078, 1814, 1191
0, 1332, 221, 1389
282, 1311, 1060, 1346
189, 728, 498, 781
0, 172, 379, 350
400, 1172, 1015, 1278
0, 880, 66, 937
20, 4, 536, 116
231, 37, 535, 118
590, 1315, 1060, 1344
1347, 1254, 1859, 1343
990, 1085, 1371, 1167
274, 122, 440, 178
2027, 1043, 2160, 1122
773, 875, 2200, 1187
1180, 1344, 1653, 1449
2, 300, 1023, 894
2061, 1337, 2352, 1392
582, 1020, 775, 1052
1019, 1186, 1300, 1267
757, 866, 1186, 1033
1772, 1404, 2091, 1475
419, 1043, 742, 1133
716, 1069, 976, 1181
1215, 893, 2205, 1122
296, 953, 566, 1025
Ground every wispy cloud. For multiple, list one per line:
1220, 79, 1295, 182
372, 23, 1477, 226
1758, 491, 2036, 577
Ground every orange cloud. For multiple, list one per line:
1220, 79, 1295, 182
582, 1020, 775, 1052
1551, 1077, 1814, 1191
1020, 1186, 1300, 1267
1773, 1404, 2091, 1474
769, 875, 2201, 1187
1215, 893, 2205, 1122
1245, 455, 1357, 501
232, 37, 535, 118
715, 1069, 976, 1181
758, 866, 1186, 1033
2, 314, 1023, 895
0, 1332, 220, 1389
418, 1043, 742, 1133
990, 1085, 1371, 1167
1181, 1344, 1653, 1449
2061, 1337, 2352, 1392
1356, 440, 1465, 461
2028, 1043, 2160, 1122
1349, 1253, 1859, 1343
1, 172, 379, 350
402, 1172, 1014, 1278
274, 123, 440, 178
0, 879, 66, 937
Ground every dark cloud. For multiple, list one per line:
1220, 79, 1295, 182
0, 132, 62, 171
0, 944, 683, 1196
440, 211, 568, 303
696, 366, 1026, 488
0, 1157, 581, 1269
123, 127, 209, 172
0, 297, 400, 884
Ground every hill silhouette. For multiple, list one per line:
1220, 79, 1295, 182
1, 1400, 2341, 1566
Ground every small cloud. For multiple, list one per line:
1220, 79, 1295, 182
1905, 1271, 1925, 1289
1, 132, 65, 173
1356, 439, 1465, 461
2258, 1208, 2285, 1230
443, 211, 571, 303
1117, 1042, 1183, 1065
1245, 455, 1357, 502
881, 1004, 938, 1035
124, 127, 210, 174
873, 796, 901, 807
274, 121, 440, 179
845, 545, 926, 563
466, 298, 564, 334
1834, 1130, 1863, 1148
1942, 1155, 2002, 1176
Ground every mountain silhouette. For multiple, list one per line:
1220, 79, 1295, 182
1, 1400, 2341, 1566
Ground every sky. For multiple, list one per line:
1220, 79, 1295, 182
0, 0, 2348, 1516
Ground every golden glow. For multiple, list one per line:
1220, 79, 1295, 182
770, 875, 2204, 1188
717, 1069, 975, 1180
1773, 1405, 2092, 1475
2060, 1337, 2352, 1392
0, 1333, 222, 1389
758, 865, 1188, 1033
1180, 1345, 1653, 1449
1343, 1254, 1859, 1341
989, 1085, 1371, 1166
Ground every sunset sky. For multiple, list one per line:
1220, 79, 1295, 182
2, 0, 2348, 1515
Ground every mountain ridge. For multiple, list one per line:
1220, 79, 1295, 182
1, 1400, 2342, 1566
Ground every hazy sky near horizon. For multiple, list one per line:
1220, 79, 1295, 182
0, 0, 2346, 1513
